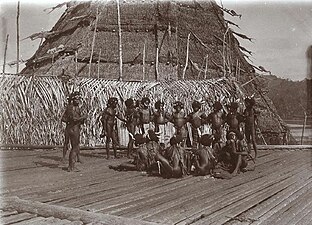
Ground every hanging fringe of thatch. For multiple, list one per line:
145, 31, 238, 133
0, 74, 247, 146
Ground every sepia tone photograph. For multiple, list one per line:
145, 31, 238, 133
0, 0, 311, 224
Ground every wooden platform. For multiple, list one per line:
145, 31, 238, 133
1, 147, 311, 225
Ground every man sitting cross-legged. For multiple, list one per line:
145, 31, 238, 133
155, 135, 188, 178
218, 130, 249, 176
108, 133, 148, 172
191, 134, 216, 176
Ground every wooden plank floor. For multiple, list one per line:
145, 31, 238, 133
0, 209, 79, 225
0, 147, 311, 225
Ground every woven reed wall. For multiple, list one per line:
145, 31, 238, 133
1, 74, 254, 146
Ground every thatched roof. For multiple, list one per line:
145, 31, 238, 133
21, 0, 253, 80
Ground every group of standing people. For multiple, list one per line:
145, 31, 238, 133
62, 91, 258, 177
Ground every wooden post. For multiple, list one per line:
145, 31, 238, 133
237, 62, 240, 81
89, 7, 99, 77
116, 0, 123, 81
97, 48, 101, 78
51, 53, 54, 75
154, 23, 158, 81
235, 59, 238, 79
301, 111, 307, 145
175, 25, 179, 79
154, 1, 159, 81
182, 33, 190, 80
222, 27, 229, 77
2, 34, 9, 73
204, 54, 208, 79
75, 50, 78, 75
155, 47, 159, 80
142, 39, 146, 80
16, 1, 20, 74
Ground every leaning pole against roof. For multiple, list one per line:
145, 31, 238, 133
0, 0, 293, 146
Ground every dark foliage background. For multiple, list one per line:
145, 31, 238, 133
258, 75, 309, 120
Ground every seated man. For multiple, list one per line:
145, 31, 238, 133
109, 130, 162, 173
145, 129, 161, 174
191, 134, 216, 176
155, 135, 188, 178
219, 130, 248, 175
109, 133, 148, 171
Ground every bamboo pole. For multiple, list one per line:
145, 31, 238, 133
155, 47, 159, 80
182, 33, 191, 80
89, 7, 99, 77
154, 1, 159, 81
301, 111, 307, 145
16, 1, 20, 74
175, 22, 179, 79
227, 32, 232, 75
51, 53, 54, 75
222, 27, 229, 77
238, 62, 240, 81
154, 25, 159, 81
204, 54, 208, 79
97, 48, 101, 78
142, 39, 146, 80
116, 0, 123, 81
75, 50, 78, 75
241, 77, 257, 87
235, 59, 238, 79
167, 22, 171, 66
2, 34, 9, 73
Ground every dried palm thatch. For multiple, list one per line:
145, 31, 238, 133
21, 0, 253, 81
0, 74, 286, 146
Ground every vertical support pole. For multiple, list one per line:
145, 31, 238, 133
116, 0, 123, 81
235, 59, 238, 79
51, 53, 54, 75
301, 111, 307, 145
222, 27, 229, 77
182, 33, 190, 80
154, 1, 159, 81
16, 1, 20, 74
75, 50, 78, 75
89, 7, 99, 77
175, 25, 179, 79
154, 23, 158, 81
204, 54, 208, 79
97, 48, 101, 78
155, 47, 159, 80
2, 34, 9, 73
142, 39, 146, 80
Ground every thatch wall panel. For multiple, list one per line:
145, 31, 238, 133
1, 74, 286, 146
